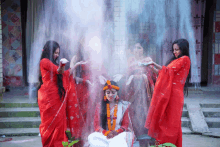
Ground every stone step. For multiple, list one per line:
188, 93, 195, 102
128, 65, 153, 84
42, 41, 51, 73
203, 128, 220, 137
0, 103, 38, 108
0, 107, 40, 117
187, 103, 211, 133
202, 108, 220, 117
205, 118, 220, 128
182, 127, 192, 134
181, 117, 191, 128
0, 128, 193, 139
0, 118, 191, 135
0, 117, 41, 128
0, 128, 39, 137
182, 108, 188, 117
200, 103, 220, 108
132, 127, 193, 147
0, 106, 187, 117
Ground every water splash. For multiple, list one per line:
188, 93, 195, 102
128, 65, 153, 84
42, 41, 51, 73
27, 0, 105, 100
124, 0, 199, 84
27, 0, 200, 143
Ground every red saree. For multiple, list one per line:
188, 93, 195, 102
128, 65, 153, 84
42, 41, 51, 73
38, 58, 80, 147
75, 64, 90, 126
145, 56, 191, 147
124, 57, 156, 137
74, 63, 108, 145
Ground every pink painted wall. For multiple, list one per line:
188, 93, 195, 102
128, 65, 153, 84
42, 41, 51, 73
1, 0, 23, 87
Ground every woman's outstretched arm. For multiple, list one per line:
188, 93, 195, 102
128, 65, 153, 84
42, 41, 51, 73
69, 55, 87, 77
144, 61, 162, 75
149, 62, 162, 75
152, 62, 162, 70
141, 57, 162, 75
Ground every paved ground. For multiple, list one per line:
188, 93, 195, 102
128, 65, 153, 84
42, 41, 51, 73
0, 134, 220, 147
0, 136, 42, 147
182, 134, 220, 147
0, 85, 220, 147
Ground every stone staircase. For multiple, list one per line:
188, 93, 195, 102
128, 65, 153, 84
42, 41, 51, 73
201, 103, 220, 137
181, 103, 220, 137
181, 104, 192, 134
0, 102, 40, 137
0, 100, 219, 140
0, 102, 191, 137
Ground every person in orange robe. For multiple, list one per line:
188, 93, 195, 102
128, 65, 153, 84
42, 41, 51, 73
144, 39, 191, 147
38, 40, 85, 147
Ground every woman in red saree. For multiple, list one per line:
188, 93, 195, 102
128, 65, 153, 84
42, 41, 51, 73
38, 41, 84, 147
69, 42, 109, 146
145, 39, 191, 147
124, 41, 157, 146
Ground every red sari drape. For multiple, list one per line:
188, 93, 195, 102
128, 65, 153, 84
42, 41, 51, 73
74, 63, 109, 145
75, 64, 90, 126
38, 58, 81, 147
122, 57, 156, 137
145, 56, 190, 147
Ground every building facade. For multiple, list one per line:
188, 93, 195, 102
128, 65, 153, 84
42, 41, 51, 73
1, 0, 23, 88
1, 0, 220, 89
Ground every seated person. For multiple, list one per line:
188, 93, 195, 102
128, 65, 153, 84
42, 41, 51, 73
88, 80, 134, 147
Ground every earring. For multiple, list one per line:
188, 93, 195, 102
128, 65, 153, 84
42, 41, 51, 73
104, 96, 107, 101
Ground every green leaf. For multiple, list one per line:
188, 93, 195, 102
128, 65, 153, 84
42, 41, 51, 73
65, 130, 72, 140
66, 130, 70, 133
150, 142, 176, 147
70, 136, 75, 141
68, 140, 79, 147
62, 141, 68, 147
162, 143, 176, 147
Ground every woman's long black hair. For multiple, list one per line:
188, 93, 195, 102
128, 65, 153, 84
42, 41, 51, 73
165, 38, 191, 96
100, 81, 119, 130
38, 40, 66, 101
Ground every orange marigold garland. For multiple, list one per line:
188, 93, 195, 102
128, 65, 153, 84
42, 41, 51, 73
103, 80, 120, 91
104, 96, 107, 101
103, 80, 120, 136
107, 103, 111, 131
105, 100, 118, 136
111, 103, 118, 130
104, 131, 111, 136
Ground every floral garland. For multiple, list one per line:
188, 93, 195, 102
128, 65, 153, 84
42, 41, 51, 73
104, 100, 118, 136
103, 80, 120, 91
103, 80, 120, 136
